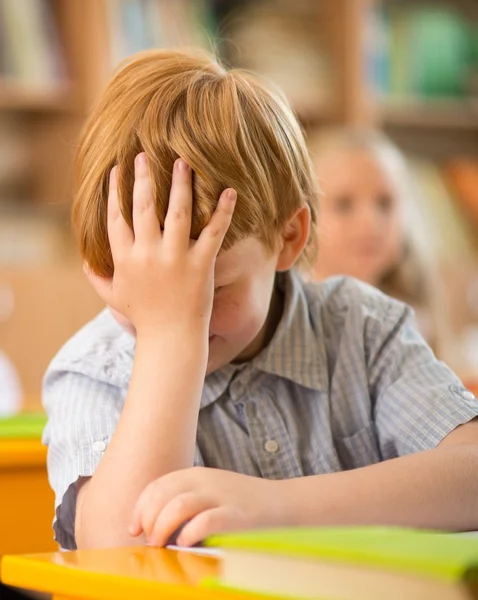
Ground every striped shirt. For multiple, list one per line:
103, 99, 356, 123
43, 272, 478, 549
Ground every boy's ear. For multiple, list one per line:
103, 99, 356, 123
276, 205, 311, 272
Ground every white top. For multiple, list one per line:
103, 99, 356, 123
0, 350, 22, 416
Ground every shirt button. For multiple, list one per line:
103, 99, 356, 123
462, 391, 476, 402
264, 439, 279, 454
92, 441, 107, 452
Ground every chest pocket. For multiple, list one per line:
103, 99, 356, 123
335, 422, 381, 470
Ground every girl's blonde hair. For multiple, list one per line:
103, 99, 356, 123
73, 49, 319, 277
308, 127, 444, 352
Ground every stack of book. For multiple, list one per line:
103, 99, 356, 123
365, 3, 478, 105
204, 526, 478, 599
0, 0, 67, 90
106, 0, 216, 69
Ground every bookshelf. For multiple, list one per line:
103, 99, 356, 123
363, 0, 478, 134
0, 0, 477, 402
0, 83, 74, 113
379, 101, 478, 130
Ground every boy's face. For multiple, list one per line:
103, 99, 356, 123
314, 149, 402, 285
108, 199, 311, 373
206, 236, 281, 374
110, 236, 283, 374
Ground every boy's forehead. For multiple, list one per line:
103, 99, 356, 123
215, 237, 266, 277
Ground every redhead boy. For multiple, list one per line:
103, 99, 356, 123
43, 50, 478, 550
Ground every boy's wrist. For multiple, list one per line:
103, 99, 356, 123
134, 324, 209, 373
272, 477, 309, 527
276, 476, 325, 527
135, 322, 208, 344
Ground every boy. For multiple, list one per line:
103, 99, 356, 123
43, 49, 478, 551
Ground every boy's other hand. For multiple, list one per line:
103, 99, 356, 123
129, 467, 289, 547
84, 154, 236, 337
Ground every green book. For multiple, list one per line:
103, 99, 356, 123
411, 6, 472, 98
204, 527, 478, 600
0, 412, 47, 439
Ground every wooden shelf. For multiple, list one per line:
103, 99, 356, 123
295, 101, 338, 128
379, 99, 478, 130
0, 80, 77, 113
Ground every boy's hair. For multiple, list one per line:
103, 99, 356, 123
73, 49, 319, 277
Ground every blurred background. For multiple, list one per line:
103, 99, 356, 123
0, 0, 477, 411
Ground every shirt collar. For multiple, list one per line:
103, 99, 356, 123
201, 270, 328, 409
251, 270, 328, 392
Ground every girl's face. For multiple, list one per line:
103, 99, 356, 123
314, 148, 403, 285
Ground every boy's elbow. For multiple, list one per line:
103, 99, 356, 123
74, 478, 144, 549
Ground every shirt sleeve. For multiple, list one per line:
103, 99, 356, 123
368, 300, 478, 459
42, 367, 125, 550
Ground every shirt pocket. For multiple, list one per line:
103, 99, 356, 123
335, 422, 381, 470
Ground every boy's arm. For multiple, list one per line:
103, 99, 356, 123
76, 330, 206, 548
126, 419, 478, 547
75, 155, 235, 549
283, 418, 478, 530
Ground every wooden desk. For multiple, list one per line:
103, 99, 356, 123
1, 546, 269, 600
0, 439, 56, 556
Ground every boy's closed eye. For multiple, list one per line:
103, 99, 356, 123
214, 284, 232, 295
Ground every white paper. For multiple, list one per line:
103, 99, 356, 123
166, 544, 224, 557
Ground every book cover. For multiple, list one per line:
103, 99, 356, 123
204, 527, 478, 600
0, 412, 47, 438
206, 527, 478, 582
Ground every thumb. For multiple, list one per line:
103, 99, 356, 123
129, 495, 145, 537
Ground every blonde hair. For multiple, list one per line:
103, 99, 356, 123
308, 128, 436, 308
308, 127, 452, 357
73, 49, 319, 277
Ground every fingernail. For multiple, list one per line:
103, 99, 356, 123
227, 189, 237, 202
136, 153, 147, 171
110, 166, 117, 184
128, 524, 136, 536
176, 159, 190, 172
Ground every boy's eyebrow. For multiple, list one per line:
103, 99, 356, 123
215, 271, 237, 283
214, 264, 241, 282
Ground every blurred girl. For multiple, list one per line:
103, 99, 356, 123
308, 127, 445, 355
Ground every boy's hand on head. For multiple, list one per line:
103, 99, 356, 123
85, 154, 236, 337
129, 467, 288, 547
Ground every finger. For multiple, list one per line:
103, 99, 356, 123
132, 153, 161, 245
130, 472, 191, 538
194, 188, 236, 262
83, 262, 114, 306
162, 158, 193, 252
148, 492, 214, 547
107, 166, 134, 262
129, 483, 153, 537
177, 506, 238, 547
